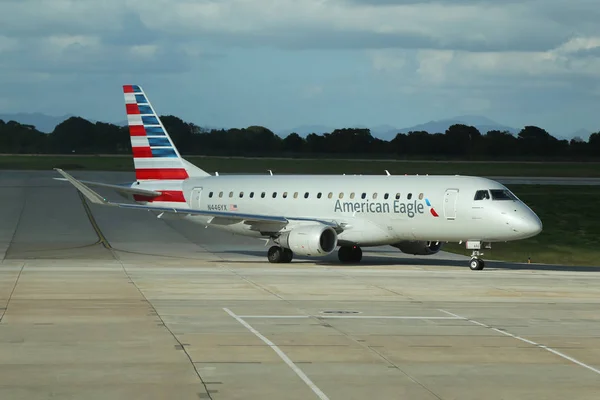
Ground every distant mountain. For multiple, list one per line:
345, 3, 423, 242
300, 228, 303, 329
276, 125, 334, 137
567, 128, 592, 142
278, 116, 519, 140
9, 112, 582, 141
0, 112, 74, 133
392, 115, 518, 140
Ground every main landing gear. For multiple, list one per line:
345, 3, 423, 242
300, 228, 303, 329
267, 245, 364, 264
338, 245, 362, 263
267, 246, 293, 263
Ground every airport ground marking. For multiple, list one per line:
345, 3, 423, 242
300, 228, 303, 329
223, 308, 330, 400
238, 315, 463, 319
439, 309, 600, 376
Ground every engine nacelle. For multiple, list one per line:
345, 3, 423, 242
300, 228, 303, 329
392, 240, 443, 256
275, 225, 338, 257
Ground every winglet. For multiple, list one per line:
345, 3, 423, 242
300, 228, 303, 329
54, 169, 112, 206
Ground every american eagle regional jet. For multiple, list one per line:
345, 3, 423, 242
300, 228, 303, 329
55, 85, 543, 271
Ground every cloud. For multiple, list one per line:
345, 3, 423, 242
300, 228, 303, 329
302, 85, 324, 98
0, 36, 194, 75
0, 0, 599, 134
1, 0, 598, 76
129, 0, 569, 52
371, 35, 600, 87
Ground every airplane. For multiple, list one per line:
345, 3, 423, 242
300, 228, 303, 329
55, 85, 543, 271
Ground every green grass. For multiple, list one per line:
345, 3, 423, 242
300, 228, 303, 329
2, 154, 600, 177
444, 185, 600, 266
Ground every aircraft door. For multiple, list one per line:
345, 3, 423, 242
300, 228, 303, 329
443, 189, 459, 220
191, 187, 203, 209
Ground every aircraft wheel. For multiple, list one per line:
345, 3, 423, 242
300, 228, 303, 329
469, 257, 485, 270
350, 246, 362, 262
338, 246, 351, 262
268, 246, 284, 263
281, 248, 293, 263
338, 246, 362, 263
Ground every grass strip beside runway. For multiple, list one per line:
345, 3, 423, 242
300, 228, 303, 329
2, 155, 600, 177
445, 185, 600, 266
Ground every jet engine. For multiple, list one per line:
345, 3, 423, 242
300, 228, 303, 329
392, 240, 443, 255
275, 224, 338, 257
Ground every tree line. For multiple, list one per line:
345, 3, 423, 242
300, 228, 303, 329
1, 115, 599, 160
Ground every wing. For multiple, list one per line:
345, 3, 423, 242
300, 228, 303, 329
53, 177, 161, 197
54, 169, 344, 231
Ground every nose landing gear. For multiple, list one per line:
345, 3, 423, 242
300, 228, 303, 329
466, 241, 489, 270
469, 253, 485, 270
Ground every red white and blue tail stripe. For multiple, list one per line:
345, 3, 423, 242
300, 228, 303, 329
124, 84, 190, 181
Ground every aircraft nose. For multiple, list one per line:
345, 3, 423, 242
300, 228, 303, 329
525, 212, 543, 236
511, 210, 543, 238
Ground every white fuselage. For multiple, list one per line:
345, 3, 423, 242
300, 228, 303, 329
134, 174, 543, 247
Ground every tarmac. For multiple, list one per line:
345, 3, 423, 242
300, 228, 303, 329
1, 170, 599, 400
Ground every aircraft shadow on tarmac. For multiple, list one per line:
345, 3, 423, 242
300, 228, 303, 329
214, 250, 600, 272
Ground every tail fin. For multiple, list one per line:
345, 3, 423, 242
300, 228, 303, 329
123, 85, 209, 180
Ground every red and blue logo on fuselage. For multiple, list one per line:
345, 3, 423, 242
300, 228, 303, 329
425, 198, 439, 217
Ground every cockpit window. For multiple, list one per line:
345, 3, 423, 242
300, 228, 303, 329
474, 190, 490, 200
490, 189, 518, 200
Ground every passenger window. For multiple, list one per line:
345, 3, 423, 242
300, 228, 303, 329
283, 192, 288, 198
350, 192, 355, 199
209, 192, 213, 198
317, 192, 322, 199
328, 192, 333, 199
304, 192, 309, 199
239, 192, 244, 198
373, 193, 378, 199
395, 193, 400, 200
407, 193, 412, 200
474, 190, 490, 200
384, 193, 389, 200
418, 193, 423, 200
229, 191, 233, 198
272, 192, 277, 198
261, 192, 265, 198
339, 192, 344, 199
294, 192, 298, 199
361, 193, 366, 199
219, 191, 223, 198
250, 192, 254, 198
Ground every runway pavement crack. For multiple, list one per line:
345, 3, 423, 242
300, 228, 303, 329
367, 345, 443, 400
220, 265, 286, 301
221, 265, 442, 398
2, 186, 28, 262
299, 306, 444, 400
117, 257, 214, 399
0, 262, 25, 323
320, 266, 420, 302
76, 192, 215, 398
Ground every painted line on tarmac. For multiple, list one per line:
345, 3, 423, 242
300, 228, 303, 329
439, 309, 600, 376
224, 308, 330, 400
238, 315, 462, 319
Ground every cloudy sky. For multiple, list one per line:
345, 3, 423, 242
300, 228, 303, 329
1, 0, 599, 136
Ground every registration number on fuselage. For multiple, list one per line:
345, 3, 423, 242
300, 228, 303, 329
207, 204, 227, 211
